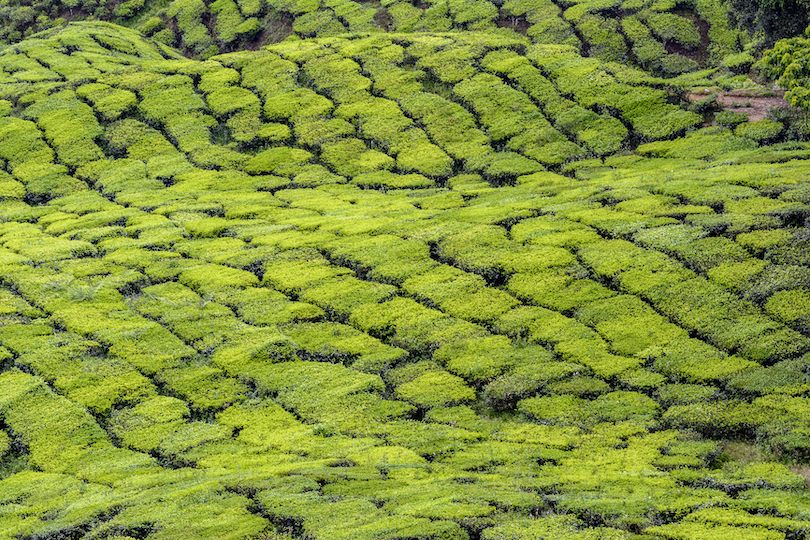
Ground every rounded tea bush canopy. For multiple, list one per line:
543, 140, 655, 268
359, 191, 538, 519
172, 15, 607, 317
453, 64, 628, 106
0, 10, 810, 540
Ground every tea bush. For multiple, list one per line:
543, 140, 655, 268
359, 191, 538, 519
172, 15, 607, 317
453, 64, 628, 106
403, 264, 520, 323
0, 20, 808, 540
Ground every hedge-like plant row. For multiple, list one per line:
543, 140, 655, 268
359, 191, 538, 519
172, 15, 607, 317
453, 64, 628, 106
1, 22, 810, 540
0, 0, 751, 77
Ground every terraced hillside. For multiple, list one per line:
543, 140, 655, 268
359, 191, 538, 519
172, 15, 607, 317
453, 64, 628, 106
1, 19, 810, 540
0, 0, 753, 75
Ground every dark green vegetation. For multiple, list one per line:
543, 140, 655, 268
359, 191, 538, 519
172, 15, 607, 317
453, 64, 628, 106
0, 8, 810, 540
727, 0, 810, 46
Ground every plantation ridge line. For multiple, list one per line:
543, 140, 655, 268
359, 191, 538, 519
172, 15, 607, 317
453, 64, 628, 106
1, 0, 810, 538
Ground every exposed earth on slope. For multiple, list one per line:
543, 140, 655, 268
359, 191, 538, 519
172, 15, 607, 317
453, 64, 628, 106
688, 89, 794, 121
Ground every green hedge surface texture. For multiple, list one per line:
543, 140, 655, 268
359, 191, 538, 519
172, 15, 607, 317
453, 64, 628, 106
0, 20, 809, 540
0, 0, 751, 79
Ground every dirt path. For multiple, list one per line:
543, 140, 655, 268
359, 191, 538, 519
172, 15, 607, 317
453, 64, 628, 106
688, 89, 793, 122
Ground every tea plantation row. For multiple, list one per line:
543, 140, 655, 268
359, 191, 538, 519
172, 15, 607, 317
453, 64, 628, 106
0, 22, 809, 540
0, 0, 753, 77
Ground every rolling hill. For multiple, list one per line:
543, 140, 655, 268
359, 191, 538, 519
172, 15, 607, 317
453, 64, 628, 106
0, 5, 809, 540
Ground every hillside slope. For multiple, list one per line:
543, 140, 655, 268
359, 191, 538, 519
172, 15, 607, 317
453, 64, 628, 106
0, 0, 753, 75
0, 21, 809, 540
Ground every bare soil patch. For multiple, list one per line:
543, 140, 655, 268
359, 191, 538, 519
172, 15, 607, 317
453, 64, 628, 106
688, 89, 793, 122
495, 13, 530, 35
374, 7, 394, 32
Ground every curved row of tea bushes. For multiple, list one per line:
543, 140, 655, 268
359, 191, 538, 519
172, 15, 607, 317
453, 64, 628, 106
4, 173, 810, 534
0, 206, 596, 537
218, 170, 810, 450
1, 23, 810, 540
9, 199, 804, 536
0, 202, 528, 538
245, 166, 808, 380
482, 49, 628, 156
0, 0, 752, 80
0, 91, 603, 540
257, 158, 810, 456
0, 26, 719, 186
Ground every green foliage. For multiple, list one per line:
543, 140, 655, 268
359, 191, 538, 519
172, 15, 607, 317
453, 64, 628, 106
657, 383, 719, 406
320, 138, 395, 176
399, 91, 490, 160
483, 358, 579, 408
764, 288, 810, 331
294, 116, 356, 148
324, 233, 438, 285
484, 515, 627, 540
576, 294, 688, 355
403, 265, 519, 324
0, 471, 124, 539
715, 110, 749, 127
722, 51, 755, 72
0, 117, 54, 167
21, 89, 103, 170
396, 370, 476, 408
206, 86, 261, 118
110, 395, 231, 454
508, 268, 616, 312
0, 21, 808, 540
577, 14, 626, 63
2, 326, 155, 415
244, 147, 314, 175
0, 370, 157, 483
644, 12, 701, 49
650, 336, 756, 382
735, 120, 785, 142
76, 83, 137, 121
646, 277, 810, 362
647, 520, 786, 540
519, 390, 659, 427
435, 336, 542, 383
350, 296, 487, 352
635, 224, 752, 272
727, 358, 810, 395
106, 119, 182, 162
762, 30, 810, 110
729, 0, 810, 46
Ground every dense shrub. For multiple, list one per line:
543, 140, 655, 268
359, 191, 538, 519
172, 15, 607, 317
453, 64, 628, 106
0, 22, 808, 540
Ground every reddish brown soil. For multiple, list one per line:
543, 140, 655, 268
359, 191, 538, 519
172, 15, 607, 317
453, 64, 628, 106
688, 89, 793, 122
495, 13, 530, 35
